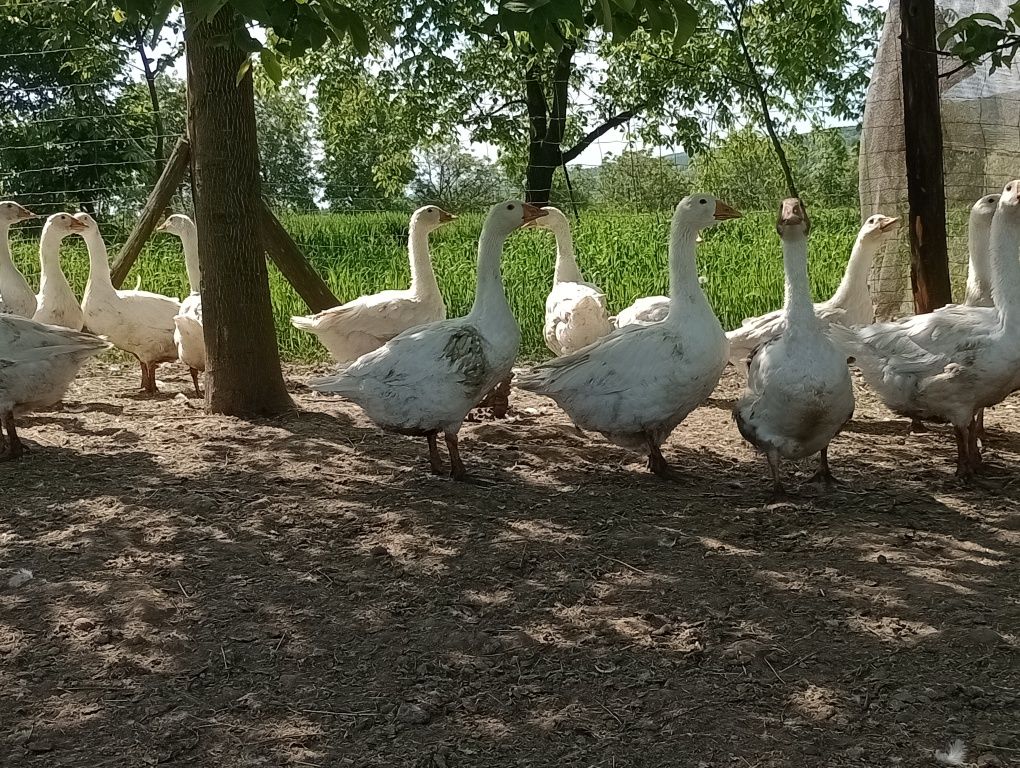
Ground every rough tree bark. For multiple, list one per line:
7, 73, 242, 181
185, 2, 293, 416
901, 0, 952, 312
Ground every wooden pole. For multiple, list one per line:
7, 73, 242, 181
259, 200, 339, 312
900, 0, 952, 312
110, 136, 191, 288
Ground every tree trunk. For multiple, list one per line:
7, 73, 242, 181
185, 3, 293, 416
525, 143, 559, 205
900, 0, 952, 312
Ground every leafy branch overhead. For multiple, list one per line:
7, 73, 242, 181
939, 3, 1020, 73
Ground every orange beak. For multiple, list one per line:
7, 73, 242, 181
714, 200, 742, 221
68, 218, 88, 232
438, 210, 456, 223
522, 203, 548, 224
879, 216, 899, 232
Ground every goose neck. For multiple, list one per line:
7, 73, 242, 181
990, 211, 1020, 323
82, 230, 115, 294
38, 227, 69, 289
180, 228, 201, 294
468, 229, 511, 320
552, 228, 583, 284
781, 233, 817, 327
0, 221, 16, 271
408, 223, 439, 298
965, 217, 993, 306
666, 225, 707, 319
828, 231, 877, 308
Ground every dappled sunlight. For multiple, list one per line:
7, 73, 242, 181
498, 518, 586, 545
787, 683, 848, 723
698, 536, 762, 557
845, 614, 939, 645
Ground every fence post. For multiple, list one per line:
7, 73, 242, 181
110, 136, 191, 288
259, 200, 339, 312
900, 0, 952, 312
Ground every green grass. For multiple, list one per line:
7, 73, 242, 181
10, 208, 868, 361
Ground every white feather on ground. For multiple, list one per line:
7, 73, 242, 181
934, 739, 967, 766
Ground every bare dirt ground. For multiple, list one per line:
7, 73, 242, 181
1, 361, 1018, 768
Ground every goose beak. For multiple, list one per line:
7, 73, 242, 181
521, 203, 548, 224
879, 216, 899, 232
778, 198, 804, 226
1002, 180, 1020, 206
155, 219, 169, 232
68, 218, 88, 232
438, 210, 456, 223
714, 200, 742, 221
16, 205, 36, 221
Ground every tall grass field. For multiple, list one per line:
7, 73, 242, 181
11, 208, 877, 361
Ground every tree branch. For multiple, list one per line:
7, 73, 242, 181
725, 0, 799, 200
547, 41, 575, 147
561, 103, 646, 163
525, 63, 547, 141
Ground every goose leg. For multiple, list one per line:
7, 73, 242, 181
445, 432, 467, 481
808, 448, 837, 489
766, 451, 789, 501
138, 360, 149, 392
190, 368, 202, 397
646, 439, 683, 482
953, 425, 973, 479
0, 411, 25, 461
426, 432, 444, 475
909, 419, 928, 433
968, 414, 984, 472
147, 363, 159, 394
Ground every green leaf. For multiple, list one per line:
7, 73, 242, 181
235, 55, 252, 86
259, 48, 283, 84
149, 0, 175, 47
112, 8, 127, 23
194, 0, 228, 22
229, 0, 270, 25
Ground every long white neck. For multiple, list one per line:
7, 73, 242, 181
828, 230, 878, 311
82, 229, 115, 296
990, 209, 1020, 325
551, 226, 583, 284
38, 227, 72, 294
964, 215, 993, 306
666, 224, 709, 321
468, 228, 512, 324
408, 223, 439, 299
0, 221, 17, 276
179, 227, 201, 294
781, 232, 817, 329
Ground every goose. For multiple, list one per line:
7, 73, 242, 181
310, 201, 546, 480
77, 213, 180, 394
611, 235, 704, 328
726, 213, 898, 368
33, 213, 87, 330
733, 199, 854, 498
516, 194, 741, 480
0, 314, 109, 459
156, 214, 204, 395
292, 205, 455, 362
526, 206, 613, 356
0, 201, 38, 317
829, 180, 1020, 477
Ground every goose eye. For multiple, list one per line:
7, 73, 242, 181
699, 198, 707, 205
506, 204, 514, 210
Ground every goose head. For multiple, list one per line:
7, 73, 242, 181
860, 213, 899, 241
523, 205, 569, 235
674, 193, 741, 233
998, 179, 1020, 217
776, 197, 810, 238
156, 213, 196, 238
43, 212, 88, 239
485, 200, 547, 237
73, 212, 100, 233
0, 201, 36, 226
971, 193, 1001, 225
411, 205, 456, 232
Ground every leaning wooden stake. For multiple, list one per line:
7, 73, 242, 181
259, 200, 339, 312
900, 0, 952, 312
110, 135, 191, 288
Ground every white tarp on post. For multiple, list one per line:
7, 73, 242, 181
859, 0, 1020, 319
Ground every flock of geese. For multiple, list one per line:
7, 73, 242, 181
0, 182, 1018, 495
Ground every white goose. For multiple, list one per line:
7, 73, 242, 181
726, 213, 898, 368
311, 201, 545, 480
33, 213, 87, 330
157, 214, 204, 395
734, 199, 854, 498
292, 205, 455, 362
0, 201, 38, 317
516, 194, 741, 479
77, 213, 180, 393
527, 207, 613, 355
0, 315, 109, 459
830, 180, 1020, 477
